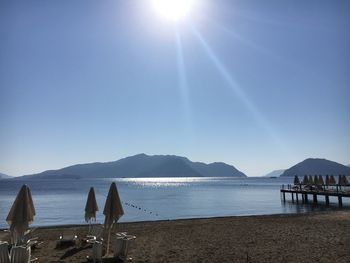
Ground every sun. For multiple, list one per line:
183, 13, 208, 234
152, 0, 194, 22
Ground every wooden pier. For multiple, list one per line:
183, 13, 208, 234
280, 184, 350, 207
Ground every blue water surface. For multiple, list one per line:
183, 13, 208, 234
0, 177, 349, 228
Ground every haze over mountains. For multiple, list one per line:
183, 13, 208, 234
21, 154, 247, 179
0, 172, 11, 179
262, 169, 285, 178
280, 158, 350, 177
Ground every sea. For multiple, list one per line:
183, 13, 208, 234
0, 177, 349, 228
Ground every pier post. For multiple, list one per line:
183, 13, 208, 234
283, 192, 286, 201
291, 193, 294, 202
338, 196, 343, 207
304, 194, 308, 203
296, 193, 299, 203
325, 195, 329, 206
313, 194, 317, 204
302, 194, 305, 203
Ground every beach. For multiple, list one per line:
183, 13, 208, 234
1, 211, 349, 263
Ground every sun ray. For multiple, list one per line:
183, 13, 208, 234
175, 29, 194, 137
191, 25, 285, 148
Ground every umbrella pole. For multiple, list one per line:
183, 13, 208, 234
106, 227, 111, 256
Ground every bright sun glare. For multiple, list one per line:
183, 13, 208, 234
152, 0, 194, 21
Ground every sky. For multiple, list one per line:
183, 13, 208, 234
1, 0, 350, 177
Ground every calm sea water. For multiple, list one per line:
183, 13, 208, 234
0, 177, 349, 228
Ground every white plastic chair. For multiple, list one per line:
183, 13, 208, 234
0, 241, 10, 263
10, 245, 37, 263
92, 241, 102, 263
114, 234, 136, 262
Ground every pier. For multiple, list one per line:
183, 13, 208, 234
280, 184, 350, 207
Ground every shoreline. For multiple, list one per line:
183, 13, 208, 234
2, 209, 348, 231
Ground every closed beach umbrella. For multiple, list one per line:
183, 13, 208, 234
6, 185, 35, 245
303, 175, 309, 185
318, 175, 324, 185
293, 176, 300, 185
338, 175, 343, 186
85, 187, 99, 231
341, 175, 349, 185
103, 182, 124, 255
325, 175, 330, 186
308, 175, 314, 185
314, 175, 319, 185
329, 175, 336, 186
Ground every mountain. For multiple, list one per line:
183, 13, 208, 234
262, 169, 285, 178
21, 154, 247, 179
0, 172, 11, 179
280, 158, 350, 177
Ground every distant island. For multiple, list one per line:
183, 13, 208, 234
280, 158, 350, 177
20, 154, 247, 179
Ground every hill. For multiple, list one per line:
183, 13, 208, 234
0, 172, 11, 179
21, 154, 247, 179
280, 158, 350, 177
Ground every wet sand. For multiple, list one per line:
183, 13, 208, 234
1, 211, 349, 263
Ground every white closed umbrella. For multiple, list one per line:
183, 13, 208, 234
85, 187, 99, 232
103, 182, 124, 255
6, 185, 35, 245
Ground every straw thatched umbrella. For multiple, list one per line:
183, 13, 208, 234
341, 175, 349, 185
329, 175, 336, 185
85, 187, 99, 232
6, 185, 35, 245
318, 175, 324, 186
303, 175, 309, 185
103, 182, 124, 255
293, 175, 300, 185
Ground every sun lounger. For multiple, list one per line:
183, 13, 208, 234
19, 231, 42, 250
0, 241, 10, 263
56, 234, 78, 248
86, 225, 104, 243
10, 245, 37, 263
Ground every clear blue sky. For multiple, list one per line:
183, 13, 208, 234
1, 0, 349, 177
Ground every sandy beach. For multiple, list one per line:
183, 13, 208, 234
1, 211, 349, 263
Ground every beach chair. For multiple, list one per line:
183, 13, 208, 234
113, 234, 136, 262
0, 241, 10, 263
86, 225, 104, 243
56, 233, 78, 248
19, 231, 42, 250
10, 245, 37, 263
